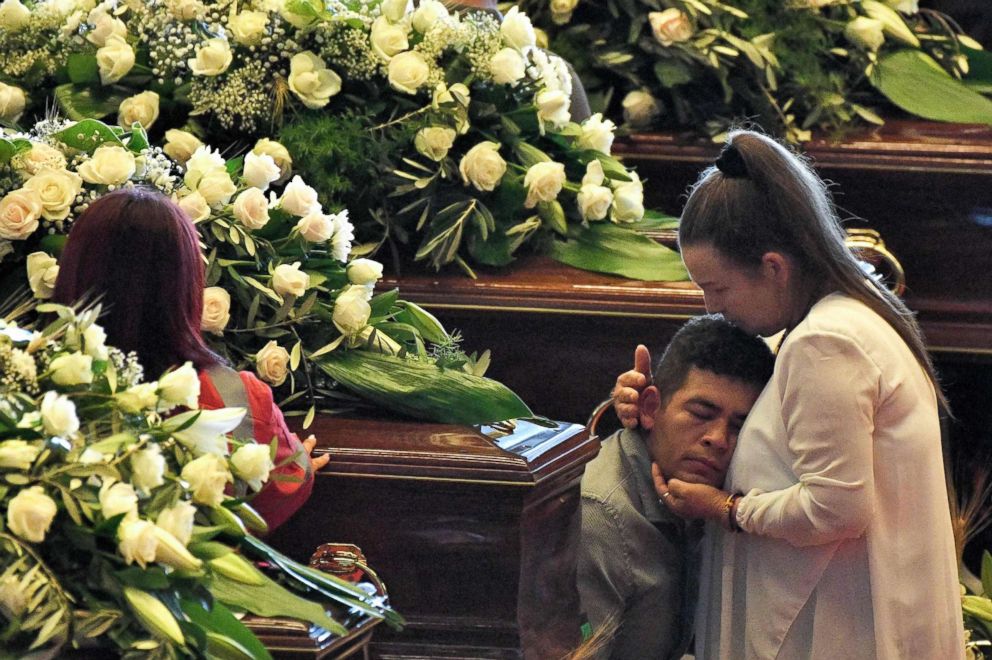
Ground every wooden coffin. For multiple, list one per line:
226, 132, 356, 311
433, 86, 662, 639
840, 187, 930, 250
268, 416, 598, 659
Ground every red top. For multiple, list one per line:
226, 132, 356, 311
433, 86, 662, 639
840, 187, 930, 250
198, 370, 313, 532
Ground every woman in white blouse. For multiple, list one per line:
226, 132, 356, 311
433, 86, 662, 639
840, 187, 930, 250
615, 130, 963, 658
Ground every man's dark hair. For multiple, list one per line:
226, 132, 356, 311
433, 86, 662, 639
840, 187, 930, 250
654, 315, 774, 402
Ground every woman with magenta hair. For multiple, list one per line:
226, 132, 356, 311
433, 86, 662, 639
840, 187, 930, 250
54, 186, 328, 531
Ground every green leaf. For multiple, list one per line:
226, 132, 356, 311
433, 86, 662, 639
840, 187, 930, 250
316, 350, 531, 425
393, 302, 449, 344
179, 596, 272, 660
654, 60, 693, 87
53, 84, 127, 122
66, 54, 100, 84
209, 571, 348, 637
871, 50, 992, 125
54, 118, 125, 152
369, 288, 400, 318
127, 122, 150, 152
963, 45, 992, 86
548, 223, 688, 281
0, 137, 31, 164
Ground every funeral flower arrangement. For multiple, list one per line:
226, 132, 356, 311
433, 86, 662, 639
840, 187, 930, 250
0, 117, 532, 425
517, 0, 992, 142
0, 0, 685, 281
0, 303, 400, 658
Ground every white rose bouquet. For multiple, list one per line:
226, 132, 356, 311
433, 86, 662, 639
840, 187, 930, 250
516, 0, 992, 142
0, 0, 683, 283
0, 118, 531, 426
0, 304, 402, 658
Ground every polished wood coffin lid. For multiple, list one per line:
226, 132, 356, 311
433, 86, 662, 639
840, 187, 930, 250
295, 416, 593, 487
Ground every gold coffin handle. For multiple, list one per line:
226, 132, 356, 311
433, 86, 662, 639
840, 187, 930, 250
844, 228, 906, 297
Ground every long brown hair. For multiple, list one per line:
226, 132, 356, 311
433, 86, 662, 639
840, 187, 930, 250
54, 187, 221, 378
678, 129, 946, 409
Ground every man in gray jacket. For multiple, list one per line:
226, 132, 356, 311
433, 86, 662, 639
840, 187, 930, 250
578, 316, 774, 659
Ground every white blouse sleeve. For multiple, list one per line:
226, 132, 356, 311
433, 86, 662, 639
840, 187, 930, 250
736, 330, 881, 548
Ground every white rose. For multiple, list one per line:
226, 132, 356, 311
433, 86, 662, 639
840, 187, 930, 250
490, 48, 526, 85
177, 191, 210, 222
255, 340, 290, 387
26, 251, 59, 299
49, 351, 94, 386
523, 161, 566, 208
131, 444, 166, 494
412, 0, 448, 34
77, 144, 136, 185
24, 168, 83, 221
195, 169, 237, 206
330, 211, 354, 263
83, 324, 109, 361
333, 285, 372, 336
230, 443, 275, 491
183, 145, 226, 189
577, 183, 613, 221
158, 362, 200, 409
96, 35, 135, 85
117, 90, 160, 130
458, 142, 507, 192
0, 440, 40, 470
535, 89, 571, 130
885, 0, 918, 13
156, 501, 196, 545
85, 8, 127, 47
163, 129, 203, 165
551, 0, 578, 19
180, 453, 232, 507
252, 139, 292, 182
116, 382, 159, 413
232, 187, 269, 229
0, 82, 26, 123
0, 575, 27, 618
622, 90, 661, 128
370, 16, 409, 61
381, 0, 408, 22
295, 210, 333, 242
501, 7, 536, 51
117, 519, 158, 567
279, 175, 319, 216
581, 159, 606, 187
99, 480, 139, 521
188, 37, 233, 76
272, 261, 309, 298
0, 0, 30, 31
347, 258, 383, 286
40, 391, 79, 436
288, 51, 342, 109
7, 487, 57, 543
279, 1, 313, 28
845, 16, 885, 51
578, 113, 616, 154
229, 10, 268, 45
166, 0, 204, 20
0, 188, 42, 240
15, 143, 66, 176
611, 173, 644, 223
414, 126, 456, 162
201, 287, 230, 335
388, 51, 430, 95
648, 8, 694, 46
242, 151, 280, 191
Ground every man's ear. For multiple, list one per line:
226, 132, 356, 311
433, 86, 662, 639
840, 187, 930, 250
639, 386, 662, 431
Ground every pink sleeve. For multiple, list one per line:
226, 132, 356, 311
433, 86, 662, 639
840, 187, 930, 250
238, 372, 314, 532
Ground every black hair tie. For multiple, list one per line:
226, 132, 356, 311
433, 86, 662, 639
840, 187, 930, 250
715, 144, 748, 179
